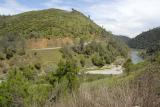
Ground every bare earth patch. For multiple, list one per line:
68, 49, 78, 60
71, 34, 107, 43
86, 65, 123, 75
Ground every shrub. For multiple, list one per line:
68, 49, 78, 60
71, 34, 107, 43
123, 59, 133, 74
35, 63, 41, 70
0, 52, 5, 60
0, 32, 26, 59
80, 56, 85, 67
92, 54, 105, 67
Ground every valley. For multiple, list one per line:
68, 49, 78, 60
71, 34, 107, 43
0, 7, 159, 107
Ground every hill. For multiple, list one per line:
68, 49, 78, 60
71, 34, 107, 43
0, 8, 129, 72
0, 9, 109, 39
114, 35, 131, 44
128, 27, 160, 49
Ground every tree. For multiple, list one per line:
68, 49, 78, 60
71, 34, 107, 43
92, 54, 105, 67
55, 60, 79, 92
123, 59, 133, 74
0, 69, 29, 107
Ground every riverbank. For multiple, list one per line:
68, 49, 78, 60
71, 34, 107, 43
86, 65, 123, 75
130, 50, 144, 64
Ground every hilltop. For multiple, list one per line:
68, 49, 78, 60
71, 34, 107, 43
0, 9, 109, 39
114, 35, 131, 44
128, 27, 160, 49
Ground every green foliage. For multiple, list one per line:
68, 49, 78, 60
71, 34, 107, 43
128, 27, 160, 55
34, 63, 41, 70
0, 69, 30, 107
19, 65, 38, 81
61, 38, 128, 67
114, 35, 131, 44
60, 46, 73, 58
123, 59, 133, 74
80, 56, 86, 67
0, 66, 50, 107
55, 60, 79, 93
0, 32, 25, 59
45, 59, 80, 101
0, 9, 104, 38
92, 54, 105, 67
27, 84, 52, 107
0, 52, 5, 60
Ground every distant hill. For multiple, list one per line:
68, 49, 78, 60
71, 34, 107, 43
114, 35, 131, 44
0, 8, 110, 39
128, 27, 160, 49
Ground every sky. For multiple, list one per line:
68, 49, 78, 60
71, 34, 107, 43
0, 0, 160, 38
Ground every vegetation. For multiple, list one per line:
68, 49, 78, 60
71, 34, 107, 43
128, 27, 160, 55
60, 38, 128, 68
0, 33, 25, 60
0, 60, 80, 107
123, 59, 133, 74
0, 9, 109, 39
54, 64, 160, 107
114, 35, 131, 44
0, 8, 159, 107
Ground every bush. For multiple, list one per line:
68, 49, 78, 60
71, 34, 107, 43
55, 60, 79, 92
80, 56, 85, 67
0, 52, 5, 60
123, 59, 133, 74
35, 63, 41, 70
0, 32, 26, 59
92, 54, 105, 67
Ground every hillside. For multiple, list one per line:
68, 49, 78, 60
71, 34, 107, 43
0, 9, 109, 39
0, 8, 132, 107
128, 27, 160, 49
114, 35, 131, 44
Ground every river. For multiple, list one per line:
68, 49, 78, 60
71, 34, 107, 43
130, 50, 143, 64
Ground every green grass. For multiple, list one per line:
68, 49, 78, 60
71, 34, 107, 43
30, 49, 62, 66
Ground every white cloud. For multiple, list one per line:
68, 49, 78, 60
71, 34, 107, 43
44, 0, 63, 7
0, 0, 160, 37
43, 0, 71, 10
86, 0, 160, 37
0, 0, 36, 15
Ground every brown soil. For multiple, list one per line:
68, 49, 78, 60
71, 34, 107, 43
27, 37, 74, 49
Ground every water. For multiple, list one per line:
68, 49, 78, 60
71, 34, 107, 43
131, 50, 143, 64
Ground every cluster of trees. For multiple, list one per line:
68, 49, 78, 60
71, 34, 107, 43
128, 27, 160, 55
128, 27, 160, 49
0, 33, 25, 60
0, 59, 80, 107
61, 38, 128, 67
114, 35, 131, 44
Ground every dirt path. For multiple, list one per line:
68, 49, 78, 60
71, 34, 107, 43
31, 42, 91, 51
86, 65, 123, 75
31, 47, 61, 51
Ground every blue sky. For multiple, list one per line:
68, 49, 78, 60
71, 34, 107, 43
0, 0, 160, 38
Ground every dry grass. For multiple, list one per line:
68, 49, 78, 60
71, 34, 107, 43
46, 68, 160, 107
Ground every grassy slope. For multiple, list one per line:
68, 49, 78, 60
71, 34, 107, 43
0, 9, 129, 73
0, 9, 107, 38
31, 49, 62, 65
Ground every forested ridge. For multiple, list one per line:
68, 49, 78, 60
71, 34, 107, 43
0, 9, 109, 39
114, 35, 131, 44
128, 27, 160, 54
